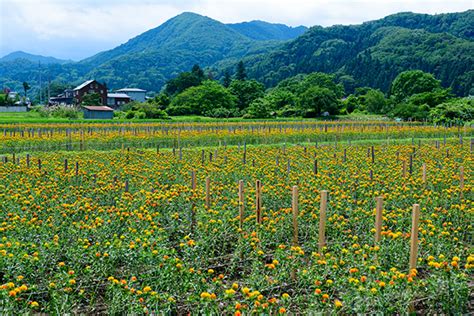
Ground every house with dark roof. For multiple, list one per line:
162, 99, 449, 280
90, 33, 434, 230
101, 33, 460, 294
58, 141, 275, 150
73, 80, 107, 106
116, 88, 146, 102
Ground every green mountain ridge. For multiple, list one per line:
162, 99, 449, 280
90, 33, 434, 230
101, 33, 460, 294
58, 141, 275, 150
0, 10, 472, 100
0, 51, 71, 65
227, 20, 307, 40
240, 10, 474, 95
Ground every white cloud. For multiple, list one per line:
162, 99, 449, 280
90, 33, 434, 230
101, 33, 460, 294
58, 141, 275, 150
1, 0, 472, 60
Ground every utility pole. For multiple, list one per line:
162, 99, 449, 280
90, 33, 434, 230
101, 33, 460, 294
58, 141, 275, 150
38, 61, 42, 105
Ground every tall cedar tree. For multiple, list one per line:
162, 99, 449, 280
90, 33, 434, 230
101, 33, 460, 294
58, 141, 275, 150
235, 61, 247, 81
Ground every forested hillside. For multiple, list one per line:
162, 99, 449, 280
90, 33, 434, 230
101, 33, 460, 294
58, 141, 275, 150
239, 10, 473, 96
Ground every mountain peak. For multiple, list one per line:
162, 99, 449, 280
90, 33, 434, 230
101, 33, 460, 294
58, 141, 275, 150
1, 51, 70, 64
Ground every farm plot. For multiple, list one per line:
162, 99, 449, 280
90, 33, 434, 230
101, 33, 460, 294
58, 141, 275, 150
0, 136, 472, 314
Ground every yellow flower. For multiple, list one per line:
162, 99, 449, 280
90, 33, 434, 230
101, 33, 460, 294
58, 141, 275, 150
30, 301, 39, 308
282, 293, 290, 299
334, 299, 343, 308
143, 286, 152, 293
225, 288, 236, 296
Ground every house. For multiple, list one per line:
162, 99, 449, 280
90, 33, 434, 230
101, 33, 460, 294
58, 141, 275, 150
107, 93, 131, 108
116, 88, 146, 102
73, 80, 107, 106
49, 89, 74, 106
82, 105, 114, 119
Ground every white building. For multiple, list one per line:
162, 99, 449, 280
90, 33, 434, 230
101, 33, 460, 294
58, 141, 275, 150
116, 88, 146, 102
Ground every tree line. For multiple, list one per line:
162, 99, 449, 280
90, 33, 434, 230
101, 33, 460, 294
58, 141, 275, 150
117, 62, 471, 124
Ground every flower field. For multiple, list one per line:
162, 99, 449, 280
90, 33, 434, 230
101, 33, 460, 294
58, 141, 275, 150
0, 120, 469, 153
0, 122, 472, 314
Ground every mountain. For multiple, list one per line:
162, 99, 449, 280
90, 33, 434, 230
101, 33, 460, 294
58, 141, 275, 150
78, 12, 283, 90
228, 21, 307, 40
0, 10, 473, 101
0, 12, 292, 96
0, 51, 71, 64
240, 10, 474, 95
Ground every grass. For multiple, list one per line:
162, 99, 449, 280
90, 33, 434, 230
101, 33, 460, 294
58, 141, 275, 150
0, 111, 388, 124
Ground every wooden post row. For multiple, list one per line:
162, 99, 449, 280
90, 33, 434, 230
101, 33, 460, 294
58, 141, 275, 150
318, 190, 328, 254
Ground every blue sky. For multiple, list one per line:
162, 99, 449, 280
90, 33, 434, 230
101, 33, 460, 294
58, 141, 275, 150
1, 0, 472, 61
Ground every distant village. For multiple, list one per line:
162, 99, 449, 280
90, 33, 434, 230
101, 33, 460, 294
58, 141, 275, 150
2, 80, 146, 119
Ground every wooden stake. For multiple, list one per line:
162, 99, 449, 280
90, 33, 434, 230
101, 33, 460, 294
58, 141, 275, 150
292, 186, 299, 246
460, 166, 464, 195
409, 204, 420, 270
125, 180, 129, 192
191, 170, 196, 190
375, 197, 383, 243
239, 180, 244, 229
205, 177, 210, 208
64, 159, 68, 173
422, 163, 426, 183
318, 190, 328, 254
402, 160, 407, 178
256, 180, 262, 224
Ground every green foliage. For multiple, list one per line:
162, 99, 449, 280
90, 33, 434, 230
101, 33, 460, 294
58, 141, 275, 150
391, 102, 430, 121
391, 70, 441, 102
146, 93, 171, 110
245, 97, 274, 118
405, 88, 452, 108
265, 89, 297, 109
165, 65, 206, 96
228, 79, 265, 110
168, 80, 237, 116
343, 95, 360, 114
0, 93, 8, 106
429, 98, 473, 125
132, 102, 169, 119
299, 86, 340, 117
80, 93, 102, 107
364, 89, 387, 114
39, 106, 80, 119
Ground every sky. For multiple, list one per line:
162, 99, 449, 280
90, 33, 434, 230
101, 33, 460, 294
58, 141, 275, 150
1, 0, 472, 61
